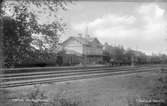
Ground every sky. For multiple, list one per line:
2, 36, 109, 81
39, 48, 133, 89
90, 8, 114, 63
4, 1, 167, 55
57, 1, 167, 55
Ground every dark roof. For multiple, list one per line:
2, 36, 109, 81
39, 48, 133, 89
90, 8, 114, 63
71, 36, 103, 47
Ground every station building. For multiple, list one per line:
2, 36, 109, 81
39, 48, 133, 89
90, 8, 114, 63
61, 34, 103, 65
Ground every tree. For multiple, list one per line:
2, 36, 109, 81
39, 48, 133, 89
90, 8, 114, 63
110, 46, 125, 65
124, 49, 136, 65
3, 16, 31, 67
0, 0, 70, 68
1, 0, 69, 67
0, 1, 69, 105
0, 0, 4, 69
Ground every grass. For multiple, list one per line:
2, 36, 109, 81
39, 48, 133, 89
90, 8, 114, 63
4, 70, 164, 106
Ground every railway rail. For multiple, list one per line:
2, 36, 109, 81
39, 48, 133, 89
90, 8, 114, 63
0, 64, 166, 88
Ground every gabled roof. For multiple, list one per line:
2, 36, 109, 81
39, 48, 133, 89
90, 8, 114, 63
62, 36, 103, 47
74, 37, 89, 45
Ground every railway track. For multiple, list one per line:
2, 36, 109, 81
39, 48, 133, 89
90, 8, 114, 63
0, 64, 166, 88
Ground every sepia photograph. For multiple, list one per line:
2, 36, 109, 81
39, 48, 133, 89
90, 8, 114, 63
0, 0, 167, 106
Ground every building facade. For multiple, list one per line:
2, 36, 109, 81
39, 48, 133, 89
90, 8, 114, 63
61, 35, 103, 65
